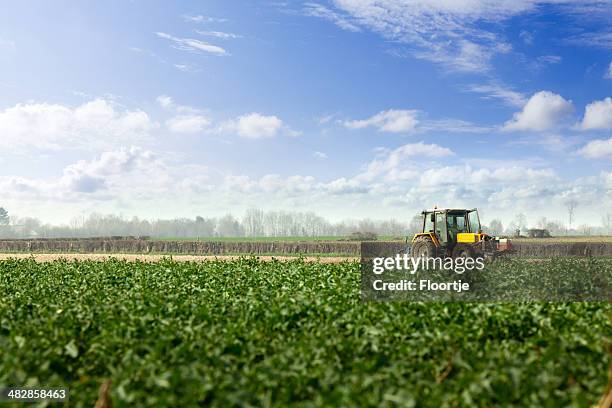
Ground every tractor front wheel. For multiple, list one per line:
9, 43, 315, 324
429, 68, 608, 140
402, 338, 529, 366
412, 236, 437, 258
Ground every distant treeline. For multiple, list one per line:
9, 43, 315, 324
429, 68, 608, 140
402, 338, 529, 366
0, 207, 609, 239
0, 209, 417, 239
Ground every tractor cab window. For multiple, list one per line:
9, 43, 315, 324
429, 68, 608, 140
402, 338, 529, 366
468, 211, 481, 232
435, 212, 447, 243
446, 213, 467, 242
447, 214, 466, 231
424, 213, 434, 232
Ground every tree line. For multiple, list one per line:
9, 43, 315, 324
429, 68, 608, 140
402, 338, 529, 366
0, 208, 412, 239
0, 207, 609, 239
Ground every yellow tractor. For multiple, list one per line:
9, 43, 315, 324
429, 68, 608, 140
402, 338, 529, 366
410, 208, 512, 259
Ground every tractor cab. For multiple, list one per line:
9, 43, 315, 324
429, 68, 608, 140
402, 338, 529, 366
411, 207, 511, 259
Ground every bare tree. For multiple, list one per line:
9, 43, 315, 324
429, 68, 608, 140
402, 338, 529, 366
579, 224, 592, 236
242, 209, 265, 237
488, 219, 504, 236
408, 214, 423, 235
0, 207, 8, 226
537, 216, 547, 229
514, 213, 527, 234
565, 199, 577, 232
216, 214, 243, 237
602, 213, 612, 235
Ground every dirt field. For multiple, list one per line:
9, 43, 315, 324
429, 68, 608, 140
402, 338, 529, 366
0, 253, 357, 263
512, 236, 612, 243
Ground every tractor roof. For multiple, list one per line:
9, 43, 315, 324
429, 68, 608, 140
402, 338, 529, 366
421, 208, 477, 214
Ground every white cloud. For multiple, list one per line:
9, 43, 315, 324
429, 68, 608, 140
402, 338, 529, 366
578, 97, 612, 130
307, 1, 606, 73
359, 142, 454, 182
465, 82, 527, 107
60, 147, 155, 193
0, 139, 606, 225
344, 109, 486, 133
0, 176, 47, 196
317, 114, 336, 125
157, 94, 209, 132
173, 63, 200, 73
0, 99, 154, 151
503, 91, 574, 131
155, 32, 228, 56
195, 30, 241, 39
578, 138, 612, 159
156, 95, 174, 109
519, 30, 534, 45
345, 109, 419, 133
415, 38, 503, 73
307, 0, 537, 72
566, 30, 612, 49
314, 151, 328, 159
537, 55, 562, 65
418, 118, 491, 133
220, 113, 284, 138
157, 97, 289, 137
324, 177, 368, 194
606, 62, 612, 79
303, 3, 361, 32
182, 15, 228, 23
166, 115, 210, 133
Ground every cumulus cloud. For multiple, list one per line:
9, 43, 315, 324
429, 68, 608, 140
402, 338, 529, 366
155, 32, 228, 56
60, 147, 155, 193
220, 113, 284, 138
503, 91, 574, 131
360, 142, 454, 182
578, 138, 612, 159
345, 109, 419, 133
166, 115, 210, 133
0, 99, 154, 151
578, 97, 612, 130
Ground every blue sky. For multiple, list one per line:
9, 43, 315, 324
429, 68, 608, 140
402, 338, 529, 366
0, 0, 610, 226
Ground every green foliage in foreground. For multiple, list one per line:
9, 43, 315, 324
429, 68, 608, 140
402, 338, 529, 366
0, 258, 610, 407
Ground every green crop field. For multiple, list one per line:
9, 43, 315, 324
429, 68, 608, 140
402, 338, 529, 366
0, 258, 611, 407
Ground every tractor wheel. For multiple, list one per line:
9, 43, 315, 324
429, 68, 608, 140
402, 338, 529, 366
412, 236, 436, 258
452, 244, 475, 259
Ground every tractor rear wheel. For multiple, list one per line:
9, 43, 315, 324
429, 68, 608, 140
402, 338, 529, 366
453, 244, 475, 259
412, 236, 436, 258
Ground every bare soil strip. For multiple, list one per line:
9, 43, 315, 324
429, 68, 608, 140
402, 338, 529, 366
0, 253, 357, 263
